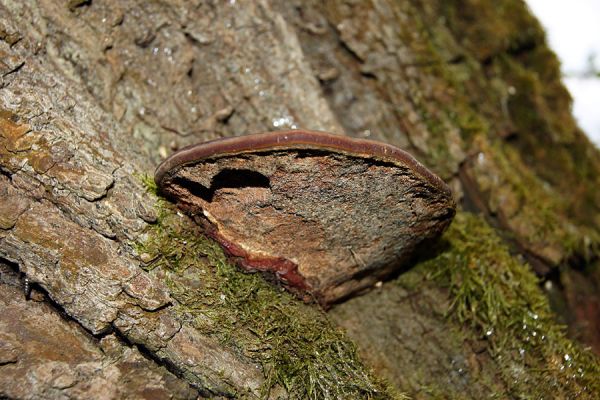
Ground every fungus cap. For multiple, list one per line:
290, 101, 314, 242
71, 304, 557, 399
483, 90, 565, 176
155, 130, 455, 306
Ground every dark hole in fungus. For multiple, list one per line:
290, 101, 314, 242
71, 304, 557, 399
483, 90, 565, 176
173, 168, 270, 202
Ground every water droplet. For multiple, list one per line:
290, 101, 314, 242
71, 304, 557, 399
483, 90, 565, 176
271, 115, 296, 129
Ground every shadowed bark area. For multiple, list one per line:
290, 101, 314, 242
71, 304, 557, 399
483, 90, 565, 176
0, 0, 599, 399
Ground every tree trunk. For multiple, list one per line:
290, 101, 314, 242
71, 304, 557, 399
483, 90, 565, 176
1, 1, 598, 399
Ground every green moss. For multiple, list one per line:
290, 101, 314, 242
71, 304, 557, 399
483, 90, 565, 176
416, 0, 600, 263
421, 212, 600, 398
138, 172, 159, 196
497, 53, 600, 231
136, 195, 403, 399
440, 0, 545, 61
492, 141, 578, 244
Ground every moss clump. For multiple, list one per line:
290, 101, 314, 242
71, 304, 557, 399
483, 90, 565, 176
138, 173, 159, 196
422, 212, 600, 398
135, 191, 402, 399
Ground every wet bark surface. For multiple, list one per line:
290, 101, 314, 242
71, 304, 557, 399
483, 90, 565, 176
0, 0, 599, 398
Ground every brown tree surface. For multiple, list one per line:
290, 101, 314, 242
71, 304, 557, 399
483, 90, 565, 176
1, 1, 599, 399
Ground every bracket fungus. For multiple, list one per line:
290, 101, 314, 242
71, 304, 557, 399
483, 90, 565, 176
155, 130, 455, 306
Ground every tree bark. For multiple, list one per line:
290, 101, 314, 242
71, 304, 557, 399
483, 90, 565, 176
1, 0, 599, 399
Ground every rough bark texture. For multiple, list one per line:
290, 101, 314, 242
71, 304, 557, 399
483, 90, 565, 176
1, 0, 599, 399
0, 262, 198, 400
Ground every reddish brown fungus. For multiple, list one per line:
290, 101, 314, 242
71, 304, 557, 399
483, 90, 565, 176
155, 130, 455, 306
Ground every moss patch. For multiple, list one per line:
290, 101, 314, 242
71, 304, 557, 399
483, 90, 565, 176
136, 178, 403, 399
137, 172, 159, 196
405, 0, 600, 264
437, 0, 600, 250
421, 212, 600, 398
497, 52, 600, 231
